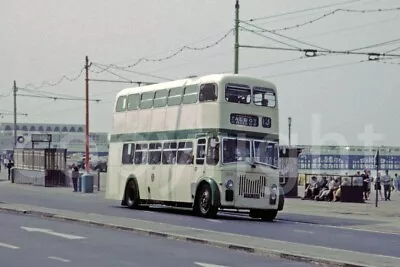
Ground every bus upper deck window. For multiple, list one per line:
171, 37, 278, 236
225, 84, 251, 104
115, 96, 127, 112
199, 83, 217, 102
253, 87, 276, 107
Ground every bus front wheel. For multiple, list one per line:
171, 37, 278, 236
260, 210, 278, 222
195, 183, 218, 218
125, 180, 139, 209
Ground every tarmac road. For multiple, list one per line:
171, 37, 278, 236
0, 180, 399, 259
0, 212, 314, 267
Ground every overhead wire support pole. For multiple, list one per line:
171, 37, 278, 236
85, 56, 90, 173
234, 0, 240, 74
13, 81, 17, 150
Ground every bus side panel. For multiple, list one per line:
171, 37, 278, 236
172, 165, 193, 203
105, 142, 123, 201
151, 108, 166, 133
164, 106, 180, 132
137, 109, 152, 133
113, 113, 126, 134
196, 103, 220, 129
159, 165, 175, 201
178, 104, 197, 129
125, 110, 139, 134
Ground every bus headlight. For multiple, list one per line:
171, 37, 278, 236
271, 184, 278, 193
225, 179, 234, 190
270, 184, 278, 200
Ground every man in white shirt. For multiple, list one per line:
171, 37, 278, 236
381, 170, 392, 201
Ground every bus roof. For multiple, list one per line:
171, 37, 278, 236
116, 73, 276, 97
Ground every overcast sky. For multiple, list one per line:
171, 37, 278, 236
1, 0, 399, 147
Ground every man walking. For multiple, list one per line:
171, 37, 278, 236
381, 170, 392, 201
6, 159, 14, 181
71, 165, 80, 192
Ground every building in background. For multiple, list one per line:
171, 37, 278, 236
0, 122, 108, 160
297, 145, 400, 175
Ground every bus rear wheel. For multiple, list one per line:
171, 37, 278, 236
125, 180, 139, 209
196, 184, 218, 218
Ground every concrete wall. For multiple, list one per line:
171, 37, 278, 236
13, 168, 46, 186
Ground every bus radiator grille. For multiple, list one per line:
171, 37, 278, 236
238, 175, 267, 199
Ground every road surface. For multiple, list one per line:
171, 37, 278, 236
0, 182, 399, 259
0, 212, 313, 267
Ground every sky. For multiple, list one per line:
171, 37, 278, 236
0, 0, 399, 147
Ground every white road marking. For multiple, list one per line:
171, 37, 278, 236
21, 227, 86, 240
0, 242, 19, 249
48, 256, 70, 263
206, 219, 222, 223
194, 262, 228, 267
278, 219, 400, 236
293, 229, 314, 234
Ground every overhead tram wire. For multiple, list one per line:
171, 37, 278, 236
248, 6, 400, 32
93, 29, 234, 74
239, 21, 329, 50
22, 67, 85, 90
91, 62, 173, 81
349, 38, 400, 51
246, 0, 364, 22
16, 93, 101, 102
261, 59, 368, 79
238, 21, 400, 59
17, 88, 89, 100
89, 64, 160, 86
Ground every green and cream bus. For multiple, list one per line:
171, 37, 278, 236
105, 73, 284, 221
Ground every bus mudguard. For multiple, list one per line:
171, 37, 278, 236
195, 178, 221, 207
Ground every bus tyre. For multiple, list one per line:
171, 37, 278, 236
196, 183, 218, 218
125, 180, 139, 209
261, 210, 278, 222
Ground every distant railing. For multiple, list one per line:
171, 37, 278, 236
14, 148, 67, 171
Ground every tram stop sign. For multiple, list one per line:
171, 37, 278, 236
31, 134, 52, 148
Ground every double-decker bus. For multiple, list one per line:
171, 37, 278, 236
105, 73, 284, 221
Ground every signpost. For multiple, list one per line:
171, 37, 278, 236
374, 149, 380, 208
31, 134, 52, 149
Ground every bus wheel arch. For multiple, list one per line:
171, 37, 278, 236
193, 178, 220, 218
123, 176, 140, 209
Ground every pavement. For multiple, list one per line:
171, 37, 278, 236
1, 170, 400, 266
0, 212, 312, 267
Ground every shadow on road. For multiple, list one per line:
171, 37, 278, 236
111, 205, 276, 223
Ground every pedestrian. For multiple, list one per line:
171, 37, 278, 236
374, 172, 383, 201
381, 170, 391, 201
71, 165, 79, 192
6, 159, 14, 181
362, 169, 370, 201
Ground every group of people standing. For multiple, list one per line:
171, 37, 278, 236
362, 169, 398, 201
